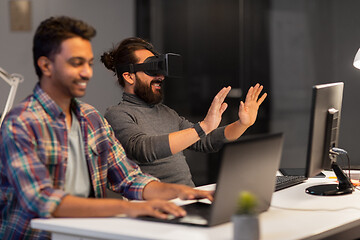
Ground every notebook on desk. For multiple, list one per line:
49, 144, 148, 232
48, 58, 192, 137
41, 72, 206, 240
137, 133, 284, 227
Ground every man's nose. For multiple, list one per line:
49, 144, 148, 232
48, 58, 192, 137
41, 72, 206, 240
81, 63, 93, 79
158, 74, 165, 80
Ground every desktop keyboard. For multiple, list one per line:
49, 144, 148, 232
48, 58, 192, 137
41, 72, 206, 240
275, 175, 307, 191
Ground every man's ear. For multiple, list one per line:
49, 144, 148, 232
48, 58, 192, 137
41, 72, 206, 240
37, 56, 52, 77
122, 72, 135, 85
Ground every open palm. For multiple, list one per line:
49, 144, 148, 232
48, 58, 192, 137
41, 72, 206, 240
238, 83, 267, 127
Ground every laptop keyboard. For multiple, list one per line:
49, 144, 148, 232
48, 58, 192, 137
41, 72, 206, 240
275, 175, 307, 191
181, 202, 212, 220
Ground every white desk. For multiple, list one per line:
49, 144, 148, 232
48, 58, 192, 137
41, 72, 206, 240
31, 173, 360, 240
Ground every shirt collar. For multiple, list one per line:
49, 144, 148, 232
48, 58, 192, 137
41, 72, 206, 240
33, 83, 82, 119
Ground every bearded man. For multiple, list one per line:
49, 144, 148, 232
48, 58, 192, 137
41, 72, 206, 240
101, 37, 267, 187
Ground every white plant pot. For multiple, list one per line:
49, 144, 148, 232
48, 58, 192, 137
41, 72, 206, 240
232, 215, 260, 240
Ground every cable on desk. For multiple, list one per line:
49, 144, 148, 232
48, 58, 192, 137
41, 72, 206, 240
330, 147, 351, 179
271, 204, 360, 212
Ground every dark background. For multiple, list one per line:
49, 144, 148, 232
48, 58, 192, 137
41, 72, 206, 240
136, 0, 360, 186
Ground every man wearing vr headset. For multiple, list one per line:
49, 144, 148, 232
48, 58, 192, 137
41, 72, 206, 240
102, 37, 266, 187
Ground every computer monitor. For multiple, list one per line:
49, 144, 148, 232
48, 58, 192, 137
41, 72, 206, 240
305, 82, 354, 196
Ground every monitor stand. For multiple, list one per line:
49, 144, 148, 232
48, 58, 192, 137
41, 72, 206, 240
305, 162, 354, 196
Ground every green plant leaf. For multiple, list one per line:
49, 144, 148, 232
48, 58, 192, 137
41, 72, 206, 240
236, 191, 257, 215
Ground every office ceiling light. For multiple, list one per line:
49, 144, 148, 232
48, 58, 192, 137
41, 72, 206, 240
353, 48, 360, 69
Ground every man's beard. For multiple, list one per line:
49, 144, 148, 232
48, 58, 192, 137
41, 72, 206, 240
134, 76, 163, 105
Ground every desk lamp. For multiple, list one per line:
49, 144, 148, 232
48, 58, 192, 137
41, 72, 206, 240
0, 67, 24, 127
353, 48, 360, 69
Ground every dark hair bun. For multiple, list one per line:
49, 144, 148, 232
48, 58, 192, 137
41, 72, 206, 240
100, 51, 115, 72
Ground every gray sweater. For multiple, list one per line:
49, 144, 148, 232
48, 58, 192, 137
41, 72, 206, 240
104, 93, 227, 186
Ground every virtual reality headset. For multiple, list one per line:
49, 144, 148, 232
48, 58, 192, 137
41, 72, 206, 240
115, 53, 182, 78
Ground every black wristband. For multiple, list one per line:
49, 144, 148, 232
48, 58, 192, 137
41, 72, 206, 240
194, 122, 206, 138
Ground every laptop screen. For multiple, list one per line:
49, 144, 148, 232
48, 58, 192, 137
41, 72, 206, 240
209, 133, 283, 226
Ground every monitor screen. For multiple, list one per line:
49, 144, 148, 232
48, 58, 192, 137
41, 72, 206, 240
305, 82, 353, 196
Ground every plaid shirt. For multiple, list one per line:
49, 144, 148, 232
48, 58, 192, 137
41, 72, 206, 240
0, 84, 157, 239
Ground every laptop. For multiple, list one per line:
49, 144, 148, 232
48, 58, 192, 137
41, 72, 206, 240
138, 133, 284, 227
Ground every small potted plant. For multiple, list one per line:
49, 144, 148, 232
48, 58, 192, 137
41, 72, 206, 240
232, 191, 259, 240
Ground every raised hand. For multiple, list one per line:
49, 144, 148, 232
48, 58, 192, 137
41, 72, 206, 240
201, 86, 231, 134
238, 83, 267, 127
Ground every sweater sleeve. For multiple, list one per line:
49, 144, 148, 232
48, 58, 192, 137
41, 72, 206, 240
102, 118, 159, 200
105, 106, 172, 163
178, 116, 228, 152
105, 104, 228, 164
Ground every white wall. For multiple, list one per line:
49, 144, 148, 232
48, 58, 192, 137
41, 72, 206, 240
0, 0, 133, 115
